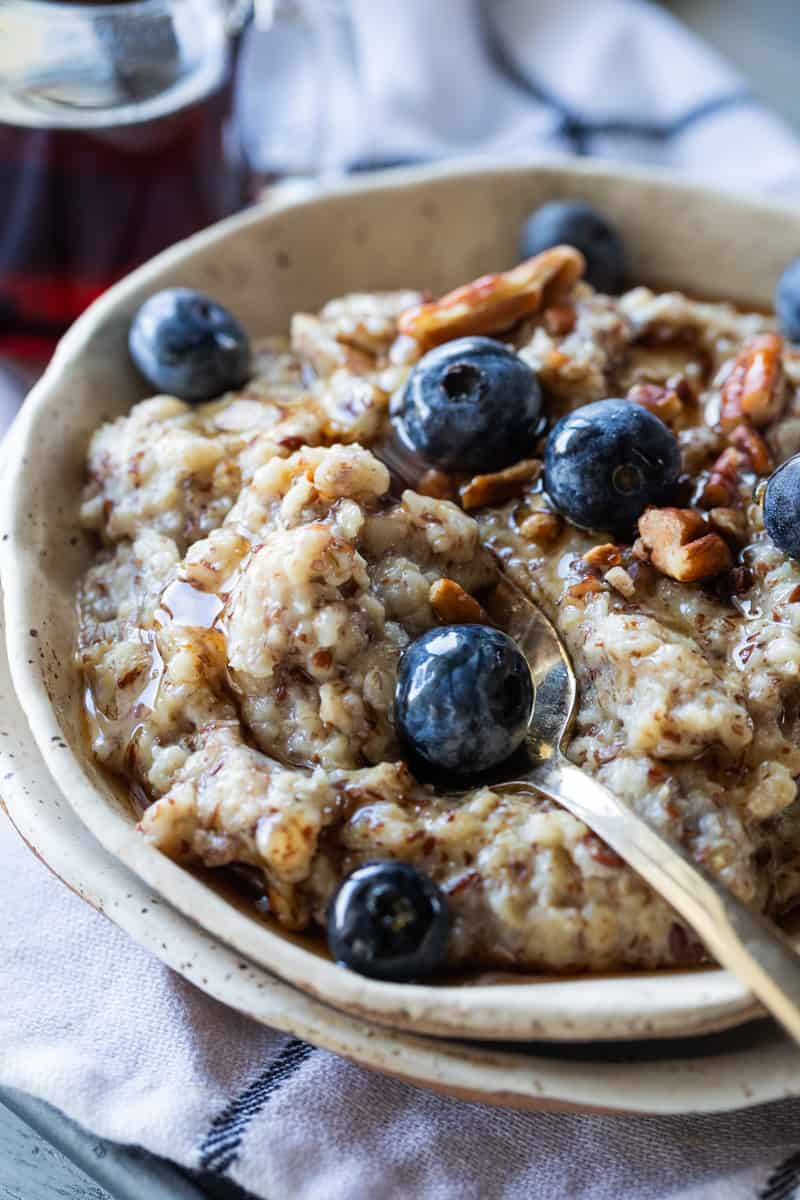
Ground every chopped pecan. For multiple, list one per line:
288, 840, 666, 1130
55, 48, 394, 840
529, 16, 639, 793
543, 303, 576, 336
730, 564, 754, 596
429, 578, 488, 625
638, 507, 732, 582
627, 382, 685, 429
708, 506, 748, 542
397, 247, 585, 351
565, 577, 606, 602
604, 565, 636, 598
698, 447, 745, 508
720, 332, 785, 429
583, 543, 622, 572
729, 423, 773, 475
519, 510, 563, 544
417, 468, 458, 500
460, 458, 541, 510
698, 425, 772, 510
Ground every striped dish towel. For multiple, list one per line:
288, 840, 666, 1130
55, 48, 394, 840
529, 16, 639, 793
6, 2, 800, 1198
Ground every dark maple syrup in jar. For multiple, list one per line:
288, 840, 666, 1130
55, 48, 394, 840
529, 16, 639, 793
0, 0, 252, 361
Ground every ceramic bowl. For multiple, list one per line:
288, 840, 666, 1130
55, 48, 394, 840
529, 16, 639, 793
2, 577, 798, 1114
4, 158, 799, 1042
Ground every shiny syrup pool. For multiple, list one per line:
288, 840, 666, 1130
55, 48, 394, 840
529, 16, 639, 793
0, 12, 250, 362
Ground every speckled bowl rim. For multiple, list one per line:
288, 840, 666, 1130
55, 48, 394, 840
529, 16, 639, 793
4, 156, 799, 1043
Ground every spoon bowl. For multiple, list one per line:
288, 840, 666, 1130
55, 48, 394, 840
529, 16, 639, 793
485, 570, 800, 1047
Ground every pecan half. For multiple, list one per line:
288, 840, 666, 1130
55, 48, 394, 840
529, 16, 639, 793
720, 332, 785, 429
397, 247, 585, 351
460, 458, 541, 510
429, 578, 488, 624
638, 507, 732, 582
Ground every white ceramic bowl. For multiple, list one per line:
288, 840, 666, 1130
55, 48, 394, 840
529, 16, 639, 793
4, 158, 799, 1043
2, 576, 797, 1115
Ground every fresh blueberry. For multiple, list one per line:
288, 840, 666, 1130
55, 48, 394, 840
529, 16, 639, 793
129, 287, 251, 402
395, 624, 533, 775
397, 337, 542, 473
764, 454, 800, 558
327, 860, 450, 981
776, 258, 800, 342
522, 201, 626, 293
544, 399, 681, 537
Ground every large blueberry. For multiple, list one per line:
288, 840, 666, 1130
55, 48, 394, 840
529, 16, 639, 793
129, 287, 251, 402
764, 454, 800, 558
395, 624, 533, 775
522, 201, 626, 293
776, 258, 800, 342
397, 337, 542, 473
327, 860, 450, 981
544, 399, 681, 537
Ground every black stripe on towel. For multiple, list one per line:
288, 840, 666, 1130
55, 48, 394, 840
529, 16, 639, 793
761, 1151, 800, 1200
199, 1038, 314, 1174
483, 15, 755, 154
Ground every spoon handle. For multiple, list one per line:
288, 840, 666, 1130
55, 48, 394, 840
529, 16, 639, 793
517, 755, 800, 1045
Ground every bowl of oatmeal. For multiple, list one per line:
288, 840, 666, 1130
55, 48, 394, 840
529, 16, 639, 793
5, 159, 800, 1041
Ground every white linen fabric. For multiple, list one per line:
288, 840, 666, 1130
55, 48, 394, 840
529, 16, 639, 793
5, 2, 800, 1198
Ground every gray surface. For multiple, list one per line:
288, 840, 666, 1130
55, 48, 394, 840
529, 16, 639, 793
0, 1089, 251, 1200
664, 0, 800, 130
0, 1096, 111, 1200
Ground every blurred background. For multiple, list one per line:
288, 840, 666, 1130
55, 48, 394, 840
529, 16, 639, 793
0, 0, 798, 419
665, 1, 799, 129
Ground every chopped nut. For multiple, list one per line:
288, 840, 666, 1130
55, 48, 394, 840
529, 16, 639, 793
631, 537, 650, 562
627, 382, 684, 428
418, 468, 458, 500
460, 458, 541, 510
519, 510, 563, 544
583, 543, 622, 571
543, 303, 576, 336
397, 247, 585, 351
429, 578, 488, 624
604, 565, 636, 598
729, 423, 773, 475
698, 447, 745, 508
720, 332, 785, 429
638, 507, 732, 582
730, 565, 754, 595
708, 506, 748, 542
565, 577, 606, 602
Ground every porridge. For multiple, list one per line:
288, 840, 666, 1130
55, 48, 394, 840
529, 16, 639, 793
76, 231, 800, 976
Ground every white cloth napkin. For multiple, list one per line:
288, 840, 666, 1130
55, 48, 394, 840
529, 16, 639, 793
243, 0, 800, 192
6, 3, 800, 1198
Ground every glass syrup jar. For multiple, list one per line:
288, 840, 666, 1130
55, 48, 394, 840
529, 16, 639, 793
0, 0, 253, 361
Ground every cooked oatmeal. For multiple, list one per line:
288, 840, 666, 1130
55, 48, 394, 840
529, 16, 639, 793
77, 255, 800, 972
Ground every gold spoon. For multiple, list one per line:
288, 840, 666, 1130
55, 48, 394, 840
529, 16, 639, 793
483, 573, 800, 1045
